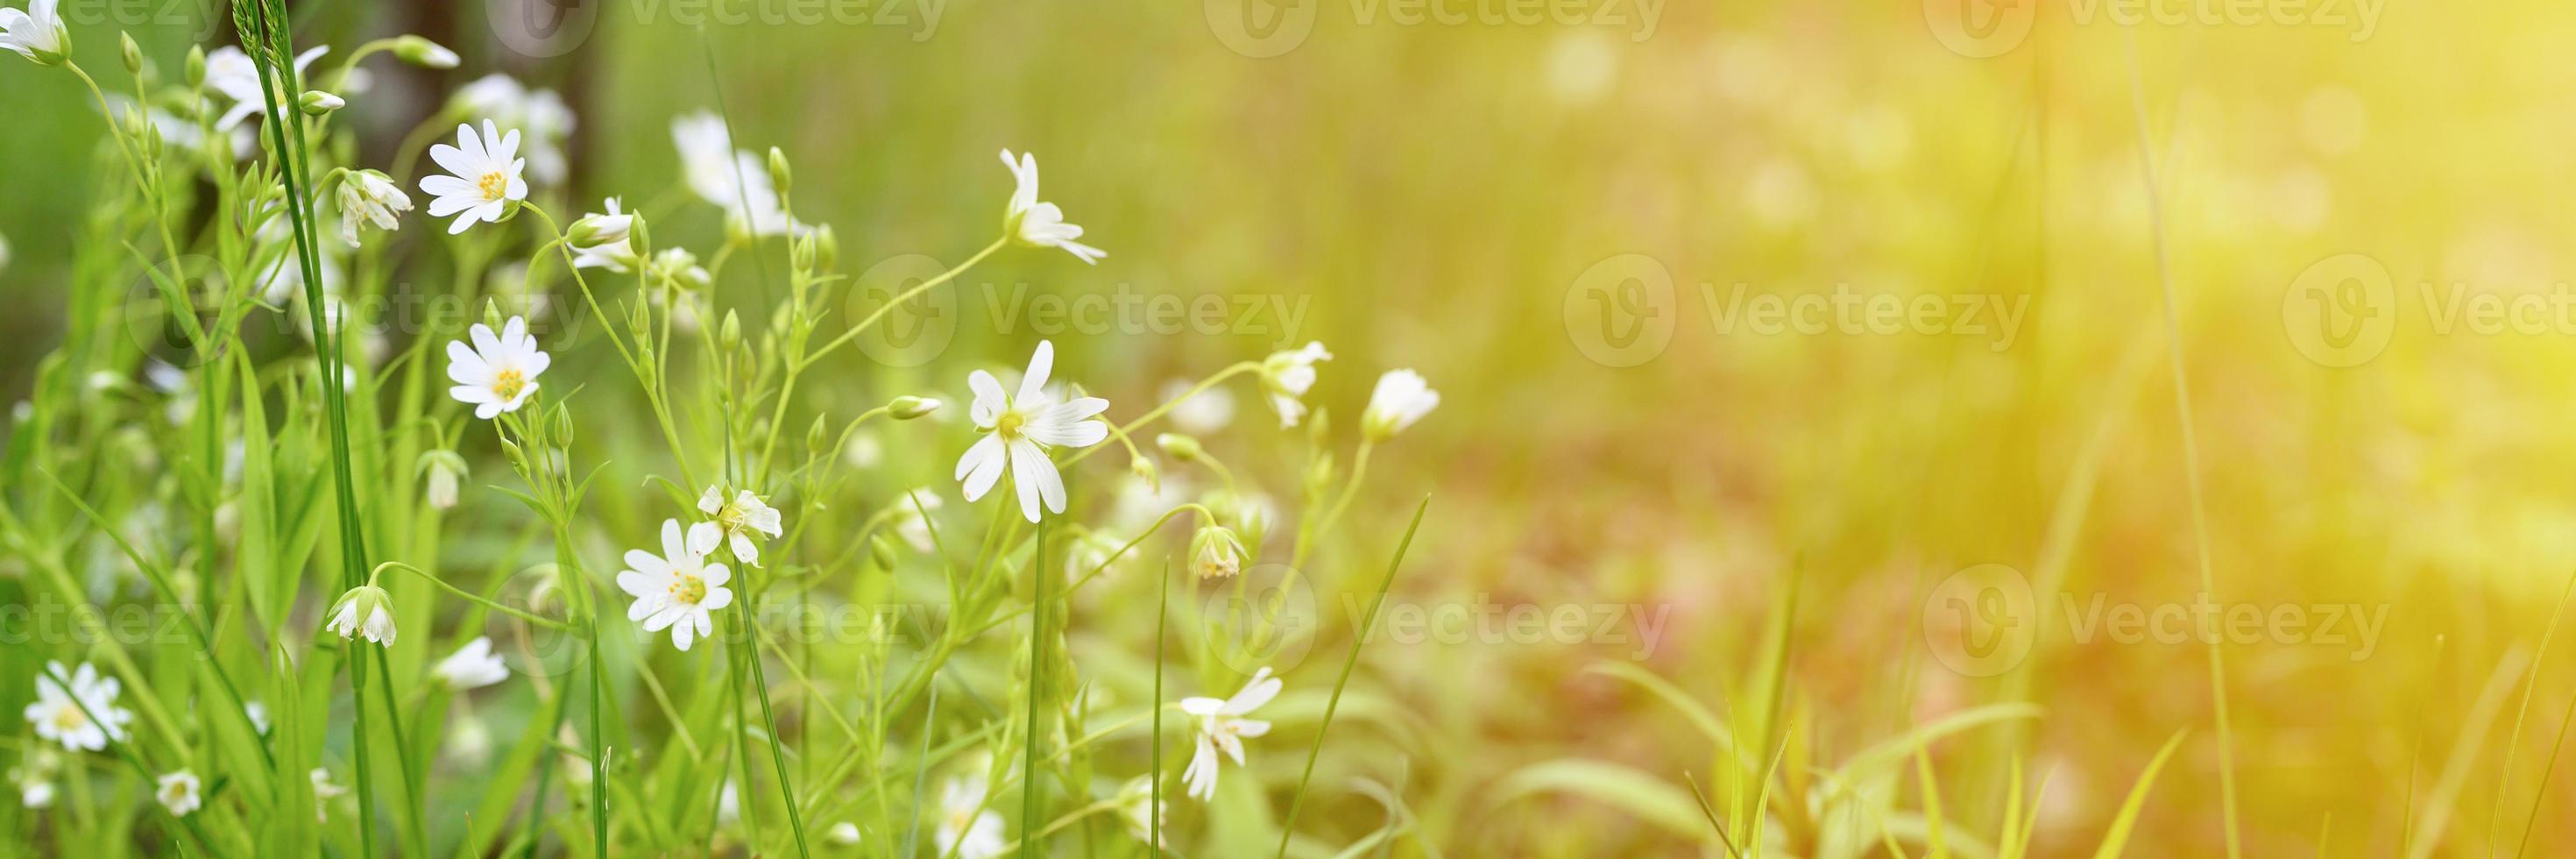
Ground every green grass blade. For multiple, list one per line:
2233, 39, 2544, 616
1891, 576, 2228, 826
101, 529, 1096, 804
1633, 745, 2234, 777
2090, 730, 2188, 859
1273, 494, 1430, 858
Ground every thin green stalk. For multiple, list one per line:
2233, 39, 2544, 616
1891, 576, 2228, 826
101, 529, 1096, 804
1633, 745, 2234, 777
1274, 495, 1431, 858
1152, 559, 1169, 858
737, 598, 815, 858
372, 561, 577, 629
799, 238, 1008, 369
2120, 29, 2240, 859
1063, 362, 1258, 467
1022, 516, 1052, 856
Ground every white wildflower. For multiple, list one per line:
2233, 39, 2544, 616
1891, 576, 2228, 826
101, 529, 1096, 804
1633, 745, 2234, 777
444, 316, 549, 419
25, 661, 132, 751
616, 519, 735, 651
155, 770, 201, 817
937, 776, 1007, 859
1258, 341, 1332, 428
334, 169, 411, 247
998, 148, 1103, 264
1180, 667, 1281, 802
0, 0, 66, 66
421, 120, 528, 234
955, 340, 1110, 522
324, 585, 397, 645
434, 636, 510, 690
1362, 368, 1440, 441
690, 486, 783, 568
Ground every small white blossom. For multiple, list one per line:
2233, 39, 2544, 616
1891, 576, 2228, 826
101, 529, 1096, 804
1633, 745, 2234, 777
421, 120, 528, 234
690, 486, 783, 568
244, 700, 269, 735
325, 585, 397, 646
647, 247, 712, 291
25, 661, 132, 751
570, 197, 639, 272
156, 770, 202, 817
334, 169, 412, 247
1362, 368, 1440, 440
445, 316, 549, 419
1180, 667, 1281, 802
937, 776, 1007, 859
421, 450, 466, 509
955, 341, 1110, 522
1258, 341, 1332, 429
0, 0, 66, 65
998, 149, 1103, 264
9, 749, 59, 809
1115, 775, 1166, 847
672, 110, 799, 236
434, 636, 510, 690
826, 821, 862, 846
617, 519, 735, 651
309, 767, 346, 821
203, 45, 329, 129
891, 488, 943, 551
1163, 379, 1235, 435
453, 75, 573, 186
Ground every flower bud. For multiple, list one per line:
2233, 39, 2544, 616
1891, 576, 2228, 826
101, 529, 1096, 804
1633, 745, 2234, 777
868, 535, 897, 573
718, 309, 743, 355
418, 450, 467, 510
887, 395, 941, 420
791, 233, 817, 271
813, 224, 838, 271
1188, 525, 1247, 580
119, 32, 141, 75
299, 90, 344, 116
1304, 451, 1335, 498
1129, 456, 1160, 493
805, 414, 831, 458
1154, 433, 1202, 463
393, 35, 460, 69
324, 585, 398, 645
767, 146, 791, 196
184, 46, 206, 88
626, 213, 652, 259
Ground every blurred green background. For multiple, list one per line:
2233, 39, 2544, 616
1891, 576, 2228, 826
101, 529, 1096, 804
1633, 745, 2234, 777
12, 0, 2576, 854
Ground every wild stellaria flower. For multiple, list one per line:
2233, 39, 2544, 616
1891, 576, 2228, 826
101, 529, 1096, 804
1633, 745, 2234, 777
421, 120, 529, 234
1189, 524, 1247, 580
617, 519, 735, 651
1362, 368, 1440, 441
203, 45, 329, 129
1180, 666, 1281, 802
8, 750, 56, 808
391, 35, 457, 68
998, 149, 1104, 264
446, 316, 549, 419
957, 340, 1110, 522
434, 636, 510, 690
827, 821, 863, 846
454, 75, 574, 185
937, 776, 1007, 859
309, 767, 346, 821
155, 770, 201, 817
690, 486, 783, 568
0, 0, 67, 66
334, 169, 412, 247
1115, 775, 1166, 847
570, 197, 640, 272
244, 701, 270, 735
25, 662, 131, 752
672, 110, 799, 237
325, 585, 397, 645
892, 488, 944, 552
420, 450, 466, 509
647, 247, 712, 292
1259, 341, 1333, 428
1163, 378, 1235, 435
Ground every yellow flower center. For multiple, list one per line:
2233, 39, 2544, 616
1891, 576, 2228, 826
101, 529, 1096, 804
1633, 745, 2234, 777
477, 170, 508, 201
994, 409, 1026, 439
50, 706, 86, 731
491, 368, 526, 401
667, 573, 707, 606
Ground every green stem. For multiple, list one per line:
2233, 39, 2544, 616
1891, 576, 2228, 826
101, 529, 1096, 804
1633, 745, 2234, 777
736, 598, 815, 858
1274, 496, 1431, 859
1063, 362, 1258, 467
798, 238, 1007, 370
371, 561, 578, 630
